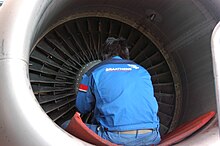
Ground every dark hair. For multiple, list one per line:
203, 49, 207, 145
101, 37, 130, 60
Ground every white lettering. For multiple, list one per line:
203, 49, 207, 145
105, 68, 132, 72
127, 64, 139, 69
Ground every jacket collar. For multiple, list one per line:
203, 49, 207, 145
112, 56, 122, 60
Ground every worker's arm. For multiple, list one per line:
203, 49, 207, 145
75, 74, 95, 114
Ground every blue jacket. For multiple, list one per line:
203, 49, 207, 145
76, 56, 160, 131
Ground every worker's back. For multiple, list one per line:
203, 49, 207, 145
75, 37, 161, 145
91, 56, 160, 131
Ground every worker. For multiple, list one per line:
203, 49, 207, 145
63, 37, 161, 145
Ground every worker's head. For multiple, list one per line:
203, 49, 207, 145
102, 37, 130, 60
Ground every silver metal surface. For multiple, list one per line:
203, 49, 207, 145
0, 0, 89, 145
211, 21, 220, 131
175, 125, 220, 146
